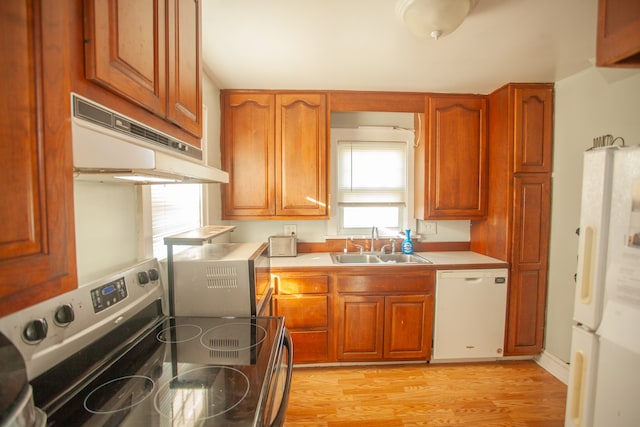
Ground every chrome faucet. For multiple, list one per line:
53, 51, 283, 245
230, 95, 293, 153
380, 238, 396, 254
371, 226, 378, 252
350, 237, 364, 254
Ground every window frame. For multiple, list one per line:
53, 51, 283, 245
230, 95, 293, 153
329, 127, 416, 237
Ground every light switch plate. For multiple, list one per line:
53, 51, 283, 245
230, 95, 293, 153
284, 224, 297, 236
424, 222, 437, 235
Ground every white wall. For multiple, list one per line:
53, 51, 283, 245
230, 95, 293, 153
74, 180, 140, 284
546, 66, 640, 363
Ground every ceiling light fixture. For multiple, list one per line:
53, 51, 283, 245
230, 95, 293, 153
397, 0, 478, 40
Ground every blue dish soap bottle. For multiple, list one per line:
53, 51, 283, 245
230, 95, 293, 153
402, 229, 414, 254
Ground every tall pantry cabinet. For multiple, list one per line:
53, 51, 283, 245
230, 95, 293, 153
471, 83, 553, 356
0, 1, 78, 317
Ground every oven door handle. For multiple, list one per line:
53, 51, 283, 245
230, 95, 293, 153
269, 328, 293, 427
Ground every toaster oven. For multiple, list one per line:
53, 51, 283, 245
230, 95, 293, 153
170, 242, 271, 317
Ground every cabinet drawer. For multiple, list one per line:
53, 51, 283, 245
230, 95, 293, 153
276, 275, 329, 294
274, 295, 328, 328
337, 272, 434, 294
290, 330, 328, 363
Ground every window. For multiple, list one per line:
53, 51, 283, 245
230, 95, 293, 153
331, 127, 413, 236
151, 184, 203, 259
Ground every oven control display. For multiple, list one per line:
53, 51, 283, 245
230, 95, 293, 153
90, 277, 128, 313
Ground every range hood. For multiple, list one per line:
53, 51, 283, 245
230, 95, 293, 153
71, 94, 229, 184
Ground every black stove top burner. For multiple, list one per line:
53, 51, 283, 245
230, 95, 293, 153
154, 366, 250, 421
83, 375, 155, 415
38, 312, 285, 427
201, 322, 268, 351
156, 324, 202, 343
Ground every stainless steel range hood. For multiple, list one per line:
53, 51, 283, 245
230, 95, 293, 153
71, 94, 228, 184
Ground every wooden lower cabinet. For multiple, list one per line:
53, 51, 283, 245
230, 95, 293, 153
337, 294, 433, 361
384, 295, 433, 359
274, 295, 329, 363
338, 295, 385, 360
272, 272, 331, 363
274, 268, 435, 364
336, 270, 435, 362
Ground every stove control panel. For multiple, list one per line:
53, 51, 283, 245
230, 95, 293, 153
0, 258, 165, 380
90, 277, 128, 313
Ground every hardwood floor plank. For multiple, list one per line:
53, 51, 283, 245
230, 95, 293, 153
284, 361, 567, 426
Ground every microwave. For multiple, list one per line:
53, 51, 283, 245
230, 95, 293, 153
170, 242, 271, 317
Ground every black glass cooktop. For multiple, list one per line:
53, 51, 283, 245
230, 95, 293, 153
33, 309, 284, 427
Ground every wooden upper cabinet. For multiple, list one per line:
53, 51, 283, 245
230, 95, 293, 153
276, 94, 328, 217
84, 0, 201, 138
166, 0, 202, 136
222, 93, 275, 217
415, 95, 487, 220
84, 0, 166, 116
513, 87, 553, 174
221, 91, 328, 219
0, 0, 77, 317
596, 0, 640, 67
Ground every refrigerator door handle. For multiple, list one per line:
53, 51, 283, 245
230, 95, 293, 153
568, 350, 586, 426
579, 225, 595, 304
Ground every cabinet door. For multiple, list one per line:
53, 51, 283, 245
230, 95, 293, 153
337, 295, 384, 360
0, 1, 77, 317
166, 0, 202, 137
274, 295, 329, 363
84, 0, 166, 117
423, 96, 487, 219
221, 93, 275, 217
513, 87, 553, 173
505, 174, 551, 355
384, 295, 433, 359
276, 94, 328, 217
596, 0, 640, 67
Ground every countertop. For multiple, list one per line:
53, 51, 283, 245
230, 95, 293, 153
269, 251, 508, 269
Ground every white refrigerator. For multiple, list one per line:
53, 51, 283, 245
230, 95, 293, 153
565, 146, 640, 427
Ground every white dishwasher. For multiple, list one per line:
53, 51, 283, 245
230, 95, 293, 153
432, 269, 508, 361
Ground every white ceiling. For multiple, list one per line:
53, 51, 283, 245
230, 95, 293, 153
201, 0, 598, 94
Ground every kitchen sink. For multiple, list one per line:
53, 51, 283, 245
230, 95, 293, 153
330, 252, 431, 265
331, 253, 381, 264
378, 253, 431, 264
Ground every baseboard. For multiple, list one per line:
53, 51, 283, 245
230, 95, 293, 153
535, 350, 570, 385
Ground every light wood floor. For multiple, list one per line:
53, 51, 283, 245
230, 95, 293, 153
283, 361, 567, 427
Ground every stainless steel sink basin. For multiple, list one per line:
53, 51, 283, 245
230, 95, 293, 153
331, 253, 381, 264
330, 252, 431, 265
378, 253, 431, 264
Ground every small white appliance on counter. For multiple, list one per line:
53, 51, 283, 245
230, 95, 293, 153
268, 235, 297, 257
565, 146, 640, 427
170, 242, 272, 317
432, 269, 508, 361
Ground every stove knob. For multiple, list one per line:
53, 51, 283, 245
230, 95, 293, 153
54, 304, 75, 327
148, 268, 159, 282
23, 318, 48, 344
138, 271, 150, 286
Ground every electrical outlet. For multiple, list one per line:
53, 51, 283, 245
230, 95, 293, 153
284, 224, 296, 236
424, 222, 437, 235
